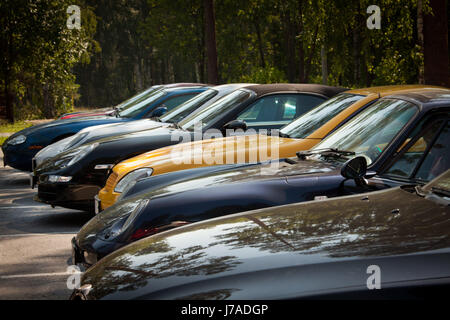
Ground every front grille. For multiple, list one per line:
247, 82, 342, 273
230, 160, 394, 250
105, 172, 118, 191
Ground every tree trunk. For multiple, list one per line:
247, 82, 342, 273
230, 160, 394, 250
4, 77, 14, 123
134, 59, 143, 91
285, 11, 296, 82
254, 19, 266, 68
417, 0, 425, 84
203, 0, 219, 84
423, 0, 449, 87
297, 0, 305, 82
304, 26, 319, 83
321, 45, 328, 85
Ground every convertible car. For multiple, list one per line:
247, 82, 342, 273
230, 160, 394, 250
34, 84, 344, 211
2, 85, 207, 171
70, 169, 450, 300
58, 85, 161, 120
71, 89, 450, 265
98, 85, 444, 210
32, 84, 252, 169
58, 83, 205, 119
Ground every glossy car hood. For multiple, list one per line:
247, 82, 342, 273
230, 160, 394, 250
72, 119, 170, 148
92, 125, 176, 144
81, 187, 450, 299
135, 158, 337, 200
36, 125, 186, 173
112, 134, 317, 179
7, 115, 124, 140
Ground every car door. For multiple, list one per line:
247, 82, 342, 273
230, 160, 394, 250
235, 94, 326, 131
370, 113, 450, 189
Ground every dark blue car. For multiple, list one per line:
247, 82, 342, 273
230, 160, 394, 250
2, 85, 207, 171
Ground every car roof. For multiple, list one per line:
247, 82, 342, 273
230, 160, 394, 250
163, 86, 210, 93
162, 83, 209, 88
211, 83, 258, 91
347, 84, 446, 96
243, 83, 347, 98
382, 88, 450, 110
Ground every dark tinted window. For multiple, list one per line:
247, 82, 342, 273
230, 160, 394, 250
237, 94, 325, 124
162, 94, 198, 110
385, 116, 449, 182
280, 93, 364, 139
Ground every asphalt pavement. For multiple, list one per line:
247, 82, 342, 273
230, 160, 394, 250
0, 150, 92, 299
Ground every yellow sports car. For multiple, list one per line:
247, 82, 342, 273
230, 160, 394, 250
98, 85, 444, 209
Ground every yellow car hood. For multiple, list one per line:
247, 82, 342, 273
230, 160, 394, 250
113, 134, 320, 178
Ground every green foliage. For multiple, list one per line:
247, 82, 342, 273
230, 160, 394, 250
238, 66, 288, 83
0, 0, 97, 121
3, 0, 439, 115
0, 120, 32, 133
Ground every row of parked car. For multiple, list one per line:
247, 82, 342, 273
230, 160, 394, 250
2, 82, 449, 299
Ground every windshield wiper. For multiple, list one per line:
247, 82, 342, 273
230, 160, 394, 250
297, 148, 355, 160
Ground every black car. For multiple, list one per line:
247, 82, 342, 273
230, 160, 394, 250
72, 89, 450, 265
70, 169, 450, 300
34, 84, 345, 211
3, 84, 207, 172
32, 83, 250, 169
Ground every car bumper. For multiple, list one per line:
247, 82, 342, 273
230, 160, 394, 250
37, 182, 100, 212
98, 187, 121, 211
72, 236, 126, 267
2, 145, 34, 171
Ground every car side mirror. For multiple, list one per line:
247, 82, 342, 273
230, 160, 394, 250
150, 106, 168, 118
222, 120, 248, 134
341, 156, 367, 185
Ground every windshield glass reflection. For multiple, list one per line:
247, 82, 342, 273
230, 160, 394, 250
312, 98, 418, 165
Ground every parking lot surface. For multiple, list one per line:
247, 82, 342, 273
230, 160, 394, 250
0, 151, 91, 299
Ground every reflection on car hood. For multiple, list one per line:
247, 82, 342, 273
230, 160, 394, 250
7, 116, 124, 140
79, 119, 170, 146
137, 158, 336, 200
91, 125, 183, 145
112, 134, 303, 177
82, 187, 450, 299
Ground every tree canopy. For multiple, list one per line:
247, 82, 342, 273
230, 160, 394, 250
1, 0, 448, 121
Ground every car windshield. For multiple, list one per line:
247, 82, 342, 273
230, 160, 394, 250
179, 89, 253, 131
115, 85, 162, 111
311, 98, 418, 165
421, 169, 450, 196
118, 89, 166, 118
160, 88, 218, 124
280, 93, 364, 139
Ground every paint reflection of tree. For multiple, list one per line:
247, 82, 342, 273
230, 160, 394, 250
175, 288, 240, 300
213, 188, 450, 257
85, 239, 241, 299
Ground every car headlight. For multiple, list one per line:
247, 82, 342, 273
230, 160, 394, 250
114, 168, 153, 193
7, 135, 26, 145
54, 143, 99, 169
120, 199, 149, 233
63, 132, 88, 151
48, 175, 72, 183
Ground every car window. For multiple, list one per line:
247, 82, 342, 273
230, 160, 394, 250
118, 90, 166, 118
179, 89, 253, 131
415, 121, 449, 181
161, 94, 198, 110
384, 117, 447, 180
280, 93, 364, 139
237, 94, 325, 124
160, 88, 218, 123
313, 98, 418, 165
